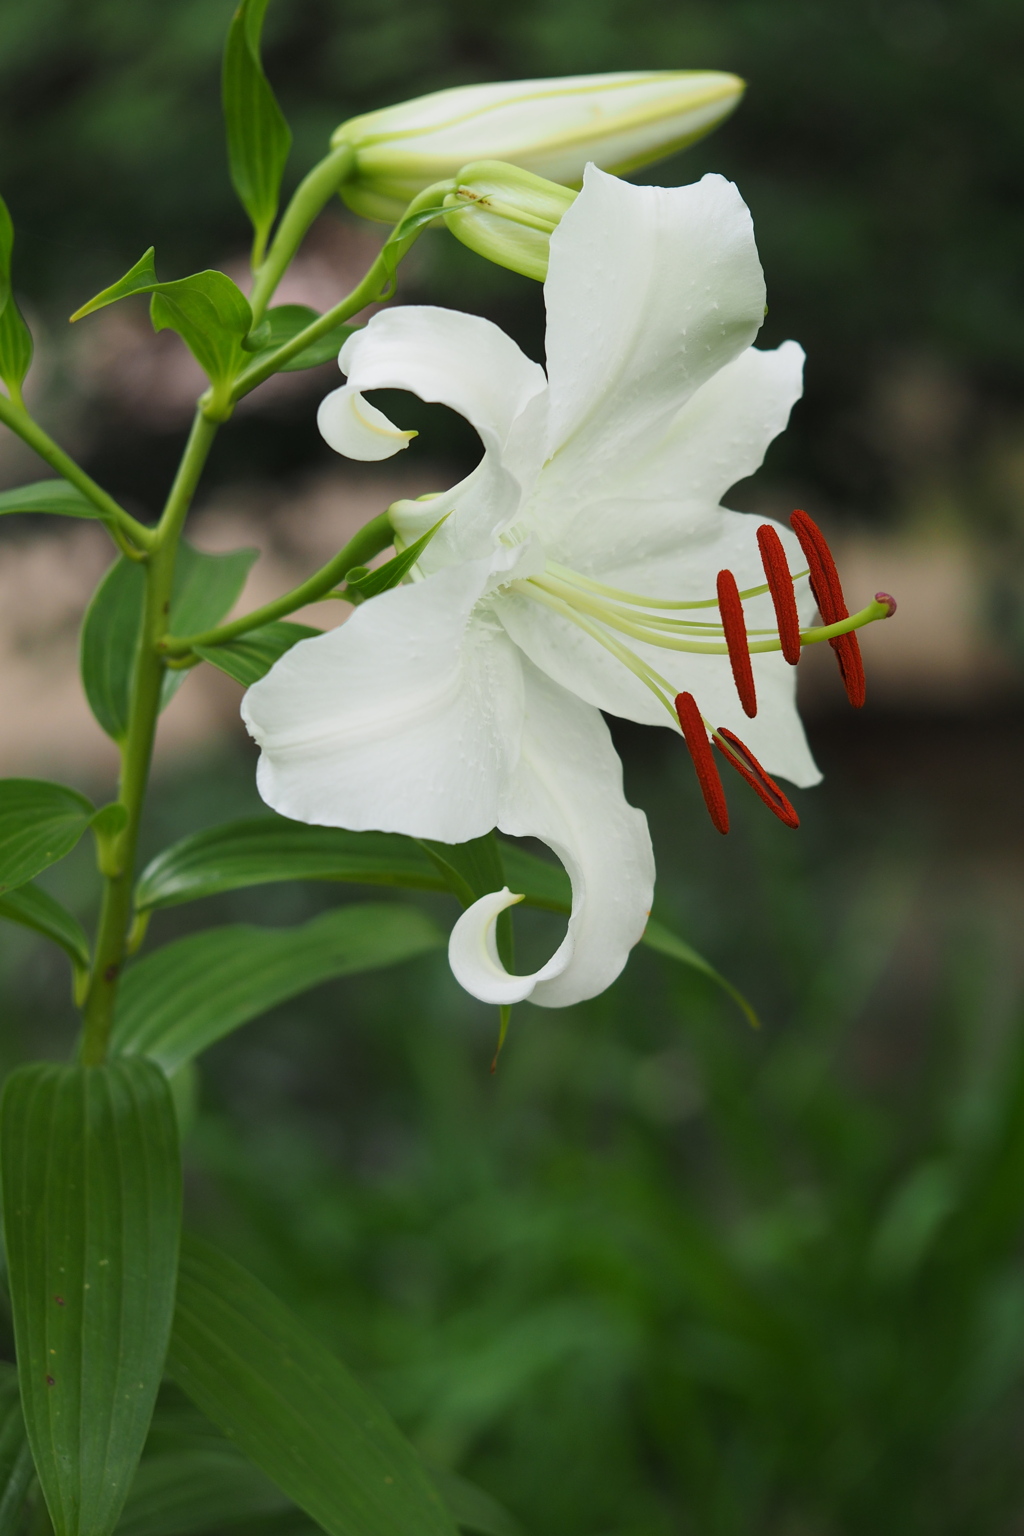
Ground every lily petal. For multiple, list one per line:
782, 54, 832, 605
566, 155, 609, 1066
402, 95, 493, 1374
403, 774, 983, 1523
540, 168, 767, 496
321, 306, 548, 563
449, 660, 654, 1009
241, 558, 524, 842
534, 341, 805, 576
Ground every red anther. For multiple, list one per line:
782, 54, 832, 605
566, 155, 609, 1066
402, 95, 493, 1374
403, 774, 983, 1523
790, 508, 846, 623
875, 591, 897, 616
675, 692, 729, 834
756, 524, 801, 665
833, 633, 866, 708
713, 729, 800, 829
790, 508, 866, 710
716, 569, 757, 718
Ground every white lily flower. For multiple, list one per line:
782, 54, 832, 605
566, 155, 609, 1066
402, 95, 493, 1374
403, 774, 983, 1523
242, 168, 824, 1010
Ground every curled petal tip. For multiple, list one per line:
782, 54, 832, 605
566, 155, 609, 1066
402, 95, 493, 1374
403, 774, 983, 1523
449, 886, 569, 1006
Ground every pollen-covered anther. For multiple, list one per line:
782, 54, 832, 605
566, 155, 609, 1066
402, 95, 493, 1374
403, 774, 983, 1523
756, 523, 801, 665
713, 728, 800, 829
790, 508, 866, 709
716, 568, 757, 717
674, 692, 729, 835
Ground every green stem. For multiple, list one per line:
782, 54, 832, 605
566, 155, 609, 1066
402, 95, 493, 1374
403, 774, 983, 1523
0, 394, 153, 551
79, 410, 220, 1064
160, 509, 394, 655
232, 248, 392, 400
249, 144, 355, 327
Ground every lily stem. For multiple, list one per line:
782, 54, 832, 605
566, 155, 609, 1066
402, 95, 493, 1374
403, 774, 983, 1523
79, 411, 220, 1064
0, 393, 154, 553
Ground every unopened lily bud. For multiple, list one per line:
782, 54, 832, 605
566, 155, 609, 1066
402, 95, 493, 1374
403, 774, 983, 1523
332, 71, 744, 223
442, 162, 576, 281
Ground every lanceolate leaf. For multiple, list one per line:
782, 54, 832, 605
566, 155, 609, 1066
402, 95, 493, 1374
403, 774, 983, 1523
0, 1364, 34, 1536
0, 193, 33, 398
81, 543, 258, 738
134, 819, 446, 910
344, 515, 448, 601
222, 0, 292, 263
168, 1233, 457, 1536
0, 1060, 182, 1536
642, 916, 760, 1029
194, 620, 320, 687
0, 882, 90, 994
79, 555, 145, 741
148, 273, 252, 391
112, 903, 443, 1073
160, 543, 258, 707
115, 1448, 290, 1536
423, 1466, 523, 1536
0, 779, 94, 894
249, 304, 354, 372
0, 480, 101, 519
71, 253, 252, 390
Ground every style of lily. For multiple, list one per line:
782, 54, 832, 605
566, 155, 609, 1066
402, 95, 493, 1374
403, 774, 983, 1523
242, 167, 894, 1010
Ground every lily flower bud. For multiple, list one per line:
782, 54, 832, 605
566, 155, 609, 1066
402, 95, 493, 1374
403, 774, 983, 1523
332, 71, 744, 222
442, 162, 576, 281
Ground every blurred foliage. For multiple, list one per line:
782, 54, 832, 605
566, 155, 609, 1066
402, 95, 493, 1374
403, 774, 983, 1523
4, 721, 1024, 1534
1, 0, 1024, 514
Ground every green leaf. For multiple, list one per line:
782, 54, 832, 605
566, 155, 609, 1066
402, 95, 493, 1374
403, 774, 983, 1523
149, 273, 253, 392
194, 620, 319, 687
116, 1448, 290, 1536
134, 818, 447, 911
0, 778, 94, 894
0, 195, 33, 399
423, 1466, 523, 1536
641, 916, 760, 1029
70, 250, 252, 391
168, 1233, 457, 1536
161, 543, 258, 707
79, 555, 145, 741
0, 1059, 182, 1536
0, 479, 101, 519
249, 304, 354, 372
499, 845, 570, 913
81, 543, 258, 740
70, 249, 159, 321
345, 515, 448, 601
222, 0, 292, 264
0, 1364, 34, 1536
113, 903, 443, 1073
0, 882, 90, 994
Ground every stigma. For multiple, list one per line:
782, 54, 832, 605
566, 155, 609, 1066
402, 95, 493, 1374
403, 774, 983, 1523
511, 509, 894, 833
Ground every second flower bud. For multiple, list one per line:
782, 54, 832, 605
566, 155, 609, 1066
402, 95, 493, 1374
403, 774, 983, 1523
442, 161, 577, 281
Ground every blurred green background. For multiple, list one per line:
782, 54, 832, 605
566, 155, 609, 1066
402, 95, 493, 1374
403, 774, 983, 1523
3, 1, 1024, 1532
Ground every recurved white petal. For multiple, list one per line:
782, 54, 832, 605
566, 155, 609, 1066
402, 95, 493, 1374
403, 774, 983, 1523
241, 559, 524, 842
317, 388, 417, 460
336, 306, 546, 457
448, 659, 654, 1009
540, 169, 767, 498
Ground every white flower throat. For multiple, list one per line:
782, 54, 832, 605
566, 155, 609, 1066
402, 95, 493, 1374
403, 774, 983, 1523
501, 507, 896, 833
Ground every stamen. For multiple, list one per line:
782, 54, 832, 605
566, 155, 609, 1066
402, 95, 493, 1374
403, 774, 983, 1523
717, 569, 757, 718
789, 509, 866, 709
675, 692, 729, 835
713, 729, 800, 829
757, 524, 801, 665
